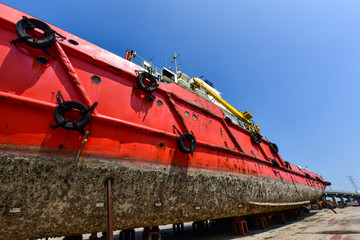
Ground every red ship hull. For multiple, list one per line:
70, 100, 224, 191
0, 3, 326, 239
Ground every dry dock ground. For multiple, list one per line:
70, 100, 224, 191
232, 207, 360, 240
155, 207, 360, 240
40, 206, 360, 240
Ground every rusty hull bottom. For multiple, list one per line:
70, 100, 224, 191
0, 151, 323, 239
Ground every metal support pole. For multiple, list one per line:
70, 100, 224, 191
107, 178, 114, 240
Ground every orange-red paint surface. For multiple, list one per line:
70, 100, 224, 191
0, 3, 326, 192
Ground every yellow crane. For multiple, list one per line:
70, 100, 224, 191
192, 78, 260, 133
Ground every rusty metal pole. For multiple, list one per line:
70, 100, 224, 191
106, 178, 114, 240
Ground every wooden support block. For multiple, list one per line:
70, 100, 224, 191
232, 217, 248, 236
172, 223, 184, 234
143, 226, 161, 240
119, 229, 135, 240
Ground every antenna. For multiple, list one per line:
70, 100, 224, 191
171, 53, 180, 73
347, 175, 359, 193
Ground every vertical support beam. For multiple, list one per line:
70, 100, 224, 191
221, 119, 244, 152
257, 144, 271, 162
55, 42, 98, 114
167, 93, 190, 134
107, 178, 114, 240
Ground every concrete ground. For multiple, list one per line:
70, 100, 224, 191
38, 206, 360, 240
237, 207, 360, 240
158, 207, 360, 240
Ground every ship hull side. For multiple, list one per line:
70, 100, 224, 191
0, 151, 323, 239
0, 4, 326, 240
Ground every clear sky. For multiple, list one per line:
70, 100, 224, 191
3, 0, 360, 192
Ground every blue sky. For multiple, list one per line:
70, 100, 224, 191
3, 0, 360, 192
